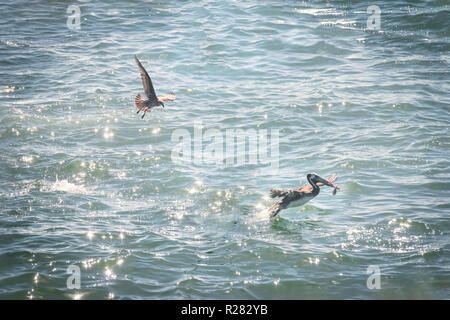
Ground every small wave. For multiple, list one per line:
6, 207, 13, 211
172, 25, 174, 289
320, 20, 357, 29
294, 8, 344, 16
343, 217, 442, 254
0, 85, 17, 93
41, 178, 90, 195
1, 40, 26, 47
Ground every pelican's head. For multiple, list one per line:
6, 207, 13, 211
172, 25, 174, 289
307, 173, 339, 189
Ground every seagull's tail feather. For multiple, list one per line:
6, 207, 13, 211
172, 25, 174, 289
135, 94, 148, 112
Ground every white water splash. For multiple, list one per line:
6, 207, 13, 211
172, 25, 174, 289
42, 177, 90, 195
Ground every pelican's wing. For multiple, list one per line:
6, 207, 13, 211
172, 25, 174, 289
158, 93, 176, 102
135, 55, 157, 101
270, 189, 284, 198
268, 190, 305, 218
270, 188, 291, 198
279, 190, 309, 206
298, 184, 313, 193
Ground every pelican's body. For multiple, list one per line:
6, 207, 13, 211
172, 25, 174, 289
283, 194, 313, 209
134, 55, 175, 118
268, 173, 339, 218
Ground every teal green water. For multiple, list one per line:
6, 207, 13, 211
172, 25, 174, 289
0, 1, 449, 299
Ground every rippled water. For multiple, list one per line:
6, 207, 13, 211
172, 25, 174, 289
0, 0, 449, 299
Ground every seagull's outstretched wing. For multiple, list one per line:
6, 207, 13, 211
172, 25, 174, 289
135, 55, 157, 101
158, 93, 176, 102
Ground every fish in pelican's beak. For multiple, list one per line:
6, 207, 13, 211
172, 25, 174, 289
311, 173, 340, 195
324, 177, 340, 190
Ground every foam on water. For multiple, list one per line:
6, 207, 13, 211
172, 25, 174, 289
43, 178, 90, 195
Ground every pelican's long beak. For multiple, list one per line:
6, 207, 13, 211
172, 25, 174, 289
318, 176, 340, 190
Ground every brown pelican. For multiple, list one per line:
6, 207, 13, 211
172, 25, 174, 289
268, 173, 340, 218
134, 55, 176, 119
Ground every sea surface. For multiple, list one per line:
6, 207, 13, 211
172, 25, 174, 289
0, 0, 449, 299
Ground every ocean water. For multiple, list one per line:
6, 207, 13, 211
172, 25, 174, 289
0, 0, 449, 299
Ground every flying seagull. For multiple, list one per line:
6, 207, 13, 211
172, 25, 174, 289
134, 55, 176, 119
268, 173, 340, 218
